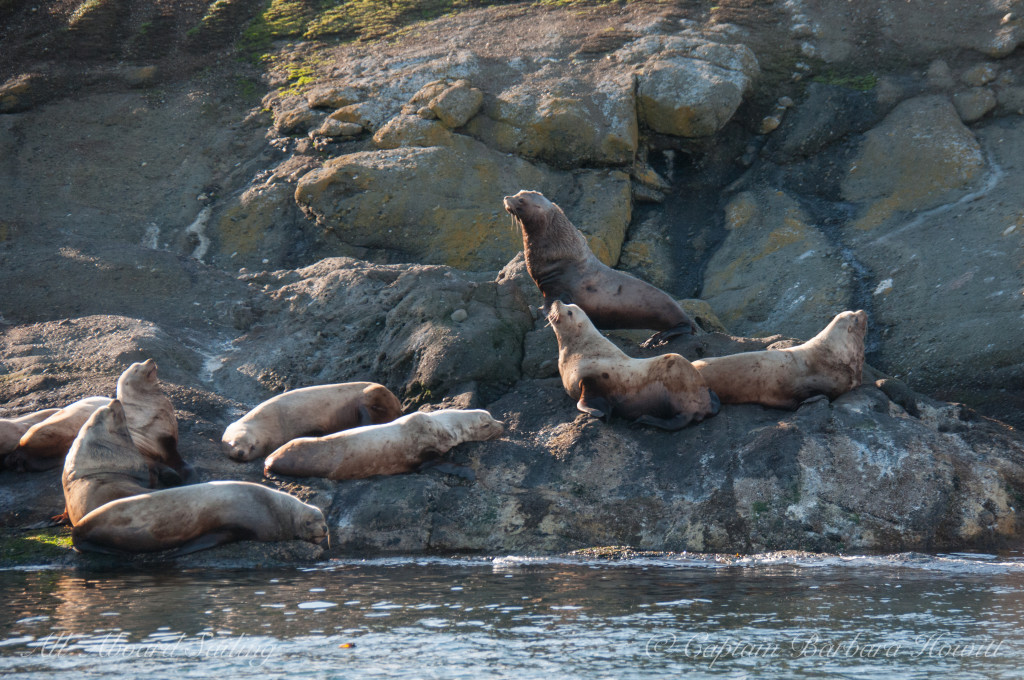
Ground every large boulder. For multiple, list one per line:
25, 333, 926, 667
294, 133, 632, 270
617, 35, 759, 138
701, 190, 854, 339
212, 257, 535, 407
842, 96, 985, 232
465, 72, 638, 167
330, 380, 1024, 554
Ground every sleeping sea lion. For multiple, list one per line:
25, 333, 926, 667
71, 481, 328, 556
11, 397, 113, 471
0, 408, 61, 461
222, 382, 403, 462
264, 409, 505, 480
504, 189, 697, 346
548, 301, 719, 430
692, 310, 868, 409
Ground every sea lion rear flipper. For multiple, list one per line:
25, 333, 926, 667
52, 508, 70, 525
577, 379, 610, 421
167, 527, 254, 557
634, 413, 693, 431
641, 321, 698, 349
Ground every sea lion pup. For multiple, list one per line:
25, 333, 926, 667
116, 359, 192, 480
691, 310, 868, 410
503, 189, 697, 346
0, 409, 61, 459
222, 382, 403, 462
549, 301, 719, 430
10, 397, 113, 471
61, 400, 156, 526
71, 481, 328, 556
264, 409, 505, 480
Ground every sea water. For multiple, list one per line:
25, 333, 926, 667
2, 552, 1023, 679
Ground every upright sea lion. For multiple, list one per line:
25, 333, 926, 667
61, 400, 154, 526
0, 409, 61, 460
692, 310, 868, 409
264, 409, 505, 480
71, 481, 328, 556
504, 190, 697, 346
10, 397, 113, 471
549, 301, 719, 430
116, 359, 191, 480
222, 382, 403, 462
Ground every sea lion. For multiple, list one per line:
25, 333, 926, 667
504, 189, 697, 346
10, 397, 114, 471
548, 301, 719, 430
0, 409, 61, 459
116, 359, 191, 480
691, 310, 868, 409
222, 382, 403, 462
264, 409, 505, 480
61, 400, 154, 526
71, 481, 328, 556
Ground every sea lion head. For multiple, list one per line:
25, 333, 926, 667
503, 190, 560, 234
456, 409, 505, 441
841, 309, 868, 337
546, 300, 598, 345
222, 422, 260, 461
65, 399, 147, 482
117, 358, 160, 395
292, 501, 329, 545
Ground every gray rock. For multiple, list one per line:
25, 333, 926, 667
701, 190, 854, 340
428, 79, 484, 129
952, 88, 998, 123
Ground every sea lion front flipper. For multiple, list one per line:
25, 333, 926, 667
52, 508, 70, 525
357, 404, 374, 426
633, 413, 694, 431
577, 379, 610, 421
151, 463, 185, 488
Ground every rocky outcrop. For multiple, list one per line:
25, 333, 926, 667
701, 189, 854, 340
1, 0, 1024, 562
293, 134, 633, 269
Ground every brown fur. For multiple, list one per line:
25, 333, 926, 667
692, 310, 868, 409
0, 409, 60, 459
116, 359, 189, 477
71, 481, 328, 555
62, 400, 153, 525
548, 301, 719, 430
504, 190, 696, 344
11, 397, 113, 470
223, 382, 403, 462
264, 409, 504, 480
